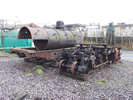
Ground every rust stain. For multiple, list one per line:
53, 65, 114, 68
59, 60, 64, 70
71, 61, 78, 74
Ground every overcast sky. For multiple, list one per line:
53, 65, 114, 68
0, 0, 133, 26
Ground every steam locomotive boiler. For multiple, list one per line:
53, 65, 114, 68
18, 21, 83, 51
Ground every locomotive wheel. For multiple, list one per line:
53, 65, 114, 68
59, 60, 67, 72
71, 61, 78, 74
114, 48, 119, 63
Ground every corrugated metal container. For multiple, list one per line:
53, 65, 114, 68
114, 27, 133, 37
0, 28, 33, 52
87, 28, 106, 37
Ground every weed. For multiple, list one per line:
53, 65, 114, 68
86, 83, 91, 86
120, 65, 129, 67
106, 74, 110, 76
26, 73, 33, 76
35, 69, 44, 74
101, 79, 106, 83
29, 63, 32, 65
1, 80, 5, 83
99, 79, 106, 85
99, 82, 103, 85
33, 65, 43, 70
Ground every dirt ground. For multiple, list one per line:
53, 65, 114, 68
0, 51, 133, 100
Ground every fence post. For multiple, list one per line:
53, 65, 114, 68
96, 30, 98, 43
129, 27, 130, 44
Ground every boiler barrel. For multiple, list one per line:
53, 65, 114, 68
18, 26, 83, 51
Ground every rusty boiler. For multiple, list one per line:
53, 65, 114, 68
18, 21, 83, 51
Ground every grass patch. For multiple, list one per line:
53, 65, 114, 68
106, 74, 110, 76
120, 65, 129, 67
35, 69, 44, 74
33, 65, 44, 74
99, 79, 106, 85
26, 73, 33, 76
101, 79, 106, 83
33, 65, 43, 70
86, 83, 91, 86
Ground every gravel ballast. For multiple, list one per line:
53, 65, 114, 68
0, 51, 133, 100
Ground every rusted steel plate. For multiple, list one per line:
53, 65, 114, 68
18, 26, 83, 51
10, 47, 59, 61
27, 52, 58, 61
18, 26, 48, 40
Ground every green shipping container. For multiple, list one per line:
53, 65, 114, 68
0, 28, 33, 52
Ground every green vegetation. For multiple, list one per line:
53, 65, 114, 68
109, 69, 112, 71
1, 80, 5, 83
99, 79, 106, 85
26, 73, 33, 76
84, 40, 133, 50
120, 65, 129, 67
116, 43, 133, 50
33, 65, 44, 74
101, 79, 106, 83
86, 83, 91, 86
33, 65, 43, 70
35, 69, 44, 74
